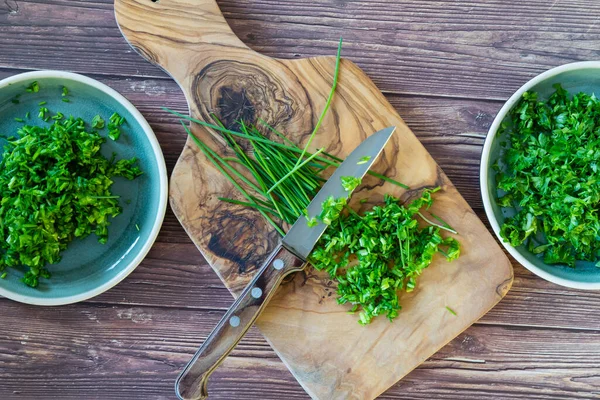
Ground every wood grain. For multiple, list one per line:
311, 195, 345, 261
2, 0, 600, 100
0, 0, 598, 399
114, 0, 512, 399
177, 245, 305, 400
1, 299, 599, 399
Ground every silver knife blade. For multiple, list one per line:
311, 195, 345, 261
283, 126, 396, 259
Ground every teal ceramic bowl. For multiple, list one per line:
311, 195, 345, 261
0, 71, 167, 305
481, 62, 600, 289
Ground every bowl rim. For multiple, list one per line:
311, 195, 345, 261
0, 70, 168, 305
480, 61, 600, 290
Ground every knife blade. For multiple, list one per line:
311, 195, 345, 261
284, 125, 396, 259
175, 126, 396, 400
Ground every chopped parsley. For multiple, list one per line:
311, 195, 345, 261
496, 84, 600, 267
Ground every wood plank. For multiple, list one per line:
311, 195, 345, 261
1, 300, 599, 399
1, 0, 600, 100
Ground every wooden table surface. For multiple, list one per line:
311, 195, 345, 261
1, 0, 600, 399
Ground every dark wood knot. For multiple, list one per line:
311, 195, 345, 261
192, 60, 312, 136
206, 201, 279, 276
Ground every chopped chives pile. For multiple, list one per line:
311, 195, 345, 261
310, 189, 460, 325
0, 81, 141, 287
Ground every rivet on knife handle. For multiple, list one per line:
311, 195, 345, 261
175, 243, 305, 400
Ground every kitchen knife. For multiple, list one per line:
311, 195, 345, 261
175, 126, 396, 400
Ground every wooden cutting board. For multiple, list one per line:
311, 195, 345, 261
115, 1, 513, 398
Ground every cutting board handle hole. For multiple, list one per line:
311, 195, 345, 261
151, 0, 158, 2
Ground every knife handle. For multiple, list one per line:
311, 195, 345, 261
175, 243, 305, 400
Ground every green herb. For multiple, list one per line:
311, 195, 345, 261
92, 115, 105, 129
62, 86, 69, 97
61, 98, 70, 103
496, 84, 600, 267
293, 38, 342, 169
357, 155, 371, 165
25, 112, 30, 119
14, 118, 24, 123
110, 112, 125, 126
341, 176, 361, 192
38, 101, 47, 106
0, 115, 142, 287
416, 211, 458, 234
307, 217, 319, 227
108, 129, 120, 140
26, 81, 39, 93
266, 148, 325, 194
318, 196, 347, 225
446, 306, 457, 316
0, 272, 6, 279
38, 107, 48, 120
310, 188, 460, 325
135, 224, 140, 231
107, 112, 125, 141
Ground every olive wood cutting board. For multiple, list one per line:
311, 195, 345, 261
115, 1, 513, 398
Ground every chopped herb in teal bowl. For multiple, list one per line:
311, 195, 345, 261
481, 62, 600, 289
0, 71, 167, 305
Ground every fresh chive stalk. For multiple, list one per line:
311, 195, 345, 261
293, 38, 342, 168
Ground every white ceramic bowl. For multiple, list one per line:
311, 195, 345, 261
481, 62, 600, 290
0, 71, 168, 305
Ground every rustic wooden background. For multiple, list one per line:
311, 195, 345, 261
1, 0, 599, 399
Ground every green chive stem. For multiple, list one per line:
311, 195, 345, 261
266, 148, 325, 194
293, 38, 342, 168
417, 211, 458, 234
181, 122, 285, 236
